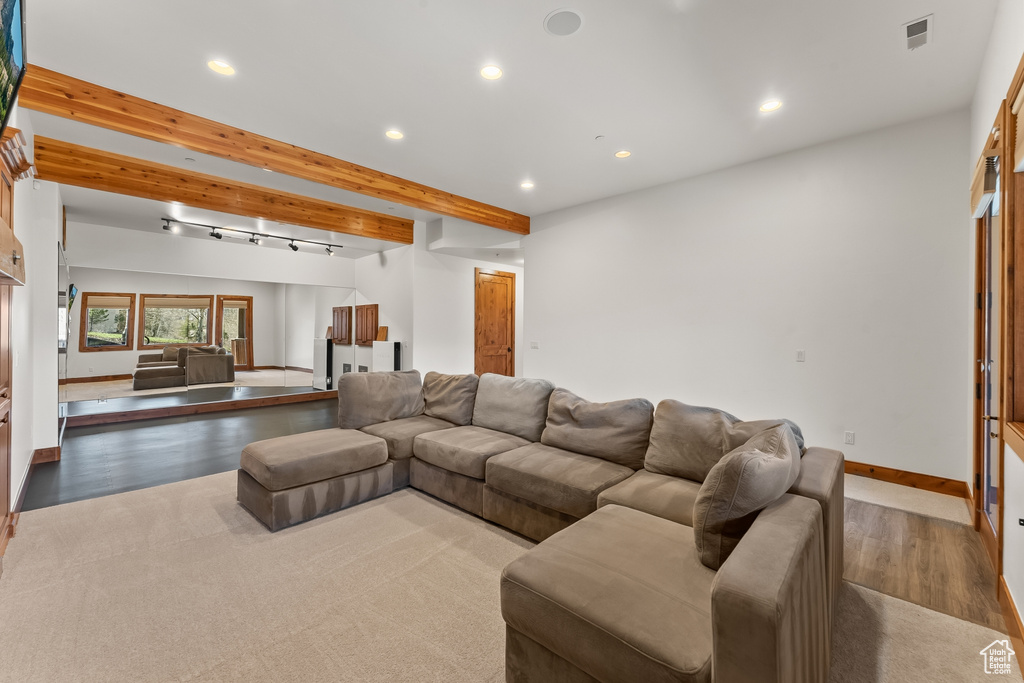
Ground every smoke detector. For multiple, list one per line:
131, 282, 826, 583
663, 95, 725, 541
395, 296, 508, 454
903, 15, 932, 51
544, 9, 583, 36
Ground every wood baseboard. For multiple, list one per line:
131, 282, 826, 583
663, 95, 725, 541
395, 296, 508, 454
31, 446, 61, 464
284, 366, 314, 374
999, 576, 1024, 657
844, 460, 969, 498
0, 459, 32, 566
66, 390, 338, 428
61, 374, 133, 386
252, 365, 283, 370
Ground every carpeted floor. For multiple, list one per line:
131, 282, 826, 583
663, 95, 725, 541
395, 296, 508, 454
0, 472, 1019, 682
843, 474, 973, 525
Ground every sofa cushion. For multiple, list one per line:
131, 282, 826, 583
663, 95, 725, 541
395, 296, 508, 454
423, 372, 479, 426
644, 400, 805, 483
597, 470, 701, 526
413, 425, 529, 479
486, 443, 634, 519
337, 370, 425, 430
161, 346, 182, 362
472, 373, 554, 442
501, 504, 715, 683
692, 423, 799, 570
361, 414, 455, 460
240, 428, 388, 492
541, 388, 654, 469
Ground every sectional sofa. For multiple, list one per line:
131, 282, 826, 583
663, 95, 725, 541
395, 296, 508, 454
133, 345, 235, 390
236, 370, 844, 683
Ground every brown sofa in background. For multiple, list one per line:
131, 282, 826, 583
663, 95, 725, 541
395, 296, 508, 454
132, 345, 235, 390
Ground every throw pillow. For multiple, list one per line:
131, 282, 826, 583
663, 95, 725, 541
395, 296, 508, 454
692, 423, 800, 570
644, 399, 805, 483
423, 372, 479, 426
541, 388, 654, 469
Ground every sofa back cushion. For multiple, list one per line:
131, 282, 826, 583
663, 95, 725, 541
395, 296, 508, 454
472, 373, 554, 442
162, 346, 182, 362
692, 423, 800, 570
541, 388, 654, 469
423, 372, 479, 426
337, 370, 425, 430
644, 400, 804, 483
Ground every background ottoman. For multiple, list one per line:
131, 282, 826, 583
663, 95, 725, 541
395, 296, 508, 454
237, 428, 393, 531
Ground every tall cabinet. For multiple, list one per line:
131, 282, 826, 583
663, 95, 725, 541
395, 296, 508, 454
0, 127, 32, 556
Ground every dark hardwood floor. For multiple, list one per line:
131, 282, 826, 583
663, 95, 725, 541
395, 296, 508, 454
843, 497, 1006, 631
24, 402, 338, 511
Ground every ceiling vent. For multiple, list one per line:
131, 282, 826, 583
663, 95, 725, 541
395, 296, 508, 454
903, 15, 932, 51
544, 9, 583, 36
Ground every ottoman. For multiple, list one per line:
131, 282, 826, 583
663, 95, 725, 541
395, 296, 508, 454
237, 428, 393, 531
132, 365, 186, 390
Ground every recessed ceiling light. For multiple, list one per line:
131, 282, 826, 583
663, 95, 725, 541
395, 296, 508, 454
480, 65, 503, 80
207, 59, 235, 76
262, 167, 273, 173
614, 150, 631, 158
520, 181, 535, 189
184, 157, 196, 163
385, 130, 404, 140
759, 99, 783, 113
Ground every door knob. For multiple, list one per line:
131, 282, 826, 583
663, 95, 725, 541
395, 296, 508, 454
507, 347, 512, 352
983, 415, 999, 421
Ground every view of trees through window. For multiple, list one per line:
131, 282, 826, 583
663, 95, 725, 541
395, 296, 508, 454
143, 306, 209, 345
85, 306, 129, 347
221, 307, 240, 346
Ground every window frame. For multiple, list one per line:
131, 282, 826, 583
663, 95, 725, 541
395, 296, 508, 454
78, 291, 137, 353
136, 293, 215, 350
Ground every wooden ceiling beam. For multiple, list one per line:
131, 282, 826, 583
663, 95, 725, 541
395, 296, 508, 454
34, 137, 414, 244
19, 65, 530, 235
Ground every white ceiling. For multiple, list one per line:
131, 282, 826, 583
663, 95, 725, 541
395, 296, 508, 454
25, 0, 997, 236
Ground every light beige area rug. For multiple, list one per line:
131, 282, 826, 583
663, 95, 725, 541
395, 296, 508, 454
0, 472, 1019, 682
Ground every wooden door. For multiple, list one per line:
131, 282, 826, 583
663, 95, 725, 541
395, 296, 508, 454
214, 296, 254, 371
474, 269, 515, 376
332, 306, 352, 345
355, 304, 378, 346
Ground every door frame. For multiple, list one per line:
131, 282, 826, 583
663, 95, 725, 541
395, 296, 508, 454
474, 268, 515, 377
214, 295, 254, 371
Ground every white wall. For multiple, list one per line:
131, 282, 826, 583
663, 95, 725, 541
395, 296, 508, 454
970, 0, 1024, 160
411, 222, 524, 375
66, 267, 287, 377
354, 245, 414, 371
1003, 445, 1024, 626
524, 109, 971, 482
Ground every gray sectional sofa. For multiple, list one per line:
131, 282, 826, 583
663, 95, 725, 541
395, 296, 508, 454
236, 369, 844, 683
133, 345, 235, 390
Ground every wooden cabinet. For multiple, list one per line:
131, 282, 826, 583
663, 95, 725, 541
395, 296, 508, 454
332, 306, 352, 345
354, 304, 378, 347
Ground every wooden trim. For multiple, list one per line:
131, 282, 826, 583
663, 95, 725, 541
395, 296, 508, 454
253, 365, 284, 371
20, 66, 528, 235
60, 374, 133, 385
999, 575, 1024, 658
1008, 423, 1024, 464
1, 457, 32, 561
284, 366, 314, 373
0, 127, 35, 181
844, 460, 969, 498
65, 390, 336, 428
78, 291, 136, 353
31, 446, 60, 464
214, 296, 254, 371
35, 138, 414, 245
137, 294, 215, 350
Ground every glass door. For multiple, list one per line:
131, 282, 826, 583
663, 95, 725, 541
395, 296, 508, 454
981, 199, 1001, 536
216, 296, 254, 371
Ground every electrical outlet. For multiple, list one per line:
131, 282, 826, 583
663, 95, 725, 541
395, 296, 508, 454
844, 431, 855, 445
530, 341, 539, 350
796, 349, 805, 362
88, 367, 94, 373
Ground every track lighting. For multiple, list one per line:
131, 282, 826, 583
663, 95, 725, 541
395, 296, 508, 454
161, 218, 342, 257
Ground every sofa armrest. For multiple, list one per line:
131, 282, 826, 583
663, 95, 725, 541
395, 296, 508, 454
137, 353, 164, 364
788, 447, 844, 629
711, 494, 829, 683
185, 353, 235, 385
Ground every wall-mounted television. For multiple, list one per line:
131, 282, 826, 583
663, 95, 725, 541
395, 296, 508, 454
0, 0, 25, 139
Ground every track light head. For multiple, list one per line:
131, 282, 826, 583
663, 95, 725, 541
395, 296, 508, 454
325, 246, 334, 256
249, 235, 262, 245
289, 241, 299, 252
209, 230, 222, 239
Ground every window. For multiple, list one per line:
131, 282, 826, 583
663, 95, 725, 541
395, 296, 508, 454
137, 295, 214, 349
78, 292, 136, 352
